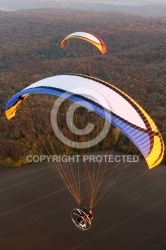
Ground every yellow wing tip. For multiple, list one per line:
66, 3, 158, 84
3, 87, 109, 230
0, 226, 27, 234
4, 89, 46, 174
146, 150, 165, 169
60, 39, 66, 48
5, 109, 16, 120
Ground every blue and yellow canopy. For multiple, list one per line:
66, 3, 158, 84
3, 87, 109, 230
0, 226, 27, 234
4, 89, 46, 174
5, 74, 164, 169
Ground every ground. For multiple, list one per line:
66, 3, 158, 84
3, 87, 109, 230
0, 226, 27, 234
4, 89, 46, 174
0, 160, 166, 250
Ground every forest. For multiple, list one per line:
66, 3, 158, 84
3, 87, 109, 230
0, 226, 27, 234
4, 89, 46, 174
0, 9, 166, 168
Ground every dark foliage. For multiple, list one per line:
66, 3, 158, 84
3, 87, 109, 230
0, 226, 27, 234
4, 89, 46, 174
0, 9, 165, 167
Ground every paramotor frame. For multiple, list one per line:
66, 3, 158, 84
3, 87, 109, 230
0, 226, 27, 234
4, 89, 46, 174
71, 208, 91, 231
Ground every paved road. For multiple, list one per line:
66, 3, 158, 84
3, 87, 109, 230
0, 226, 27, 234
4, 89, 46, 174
0, 161, 166, 250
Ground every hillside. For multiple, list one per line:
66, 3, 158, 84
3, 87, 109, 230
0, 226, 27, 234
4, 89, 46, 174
0, 9, 166, 167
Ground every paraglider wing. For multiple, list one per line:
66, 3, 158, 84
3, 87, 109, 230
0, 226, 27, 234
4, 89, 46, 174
5, 74, 164, 168
60, 32, 107, 54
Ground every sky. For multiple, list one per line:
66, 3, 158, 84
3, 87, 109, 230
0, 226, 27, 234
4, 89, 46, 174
0, 0, 166, 5
95, 0, 166, 6
93, 0, 166, 2
0, 0, 166, 10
